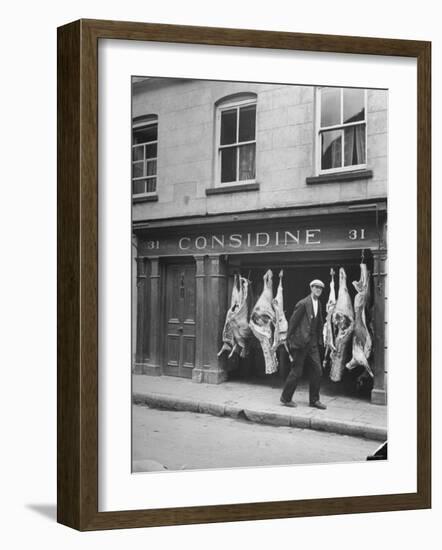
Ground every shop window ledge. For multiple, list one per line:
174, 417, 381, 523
306, 169, 373, 185
132, 194, 159, 203
206, 183, 260, 196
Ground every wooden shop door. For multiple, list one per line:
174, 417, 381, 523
164, 262, 196, 377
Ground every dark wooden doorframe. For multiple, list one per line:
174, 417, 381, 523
163, 260, 196, 378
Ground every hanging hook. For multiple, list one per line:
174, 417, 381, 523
361, 249, 365, 264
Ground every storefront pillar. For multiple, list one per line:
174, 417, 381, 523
371, 249, 387, 405
146, 256, 162, 375
193, 254, 228, 384
132, 234, 138, 365
133, 257, 147, 373
192, 255, 207, 382
134, 256, 162, 375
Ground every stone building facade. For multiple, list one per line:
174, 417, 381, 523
131, 77, 388, 405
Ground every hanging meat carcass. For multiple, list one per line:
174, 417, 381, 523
249, 269, 278, 374
322, 268, 337, 369
329, 267, 354, 382
346, 263, 374, 377
217, 274, 241, 357
272, 270, 292, 360
229, 276, 253, 358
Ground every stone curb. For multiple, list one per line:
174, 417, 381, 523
132, 392, 387, 442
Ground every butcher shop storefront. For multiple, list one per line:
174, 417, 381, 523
133, 200, 387, 405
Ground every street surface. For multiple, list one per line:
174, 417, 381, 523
132, 405, 379, 472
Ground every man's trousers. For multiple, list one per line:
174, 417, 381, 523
281, 343, 322, 404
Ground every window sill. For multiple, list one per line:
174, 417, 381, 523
306, 169, 373, 185
132, 194, 159, 203
206, 183, 260, 196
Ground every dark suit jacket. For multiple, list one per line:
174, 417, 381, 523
287, 295, 324, 350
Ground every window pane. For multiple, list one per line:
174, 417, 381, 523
343, 88, 365, 123
146, 160, 157, 176
321, 130, 342, 169
146, 143, 157, 159
220, 109, 237, 145
221, 147, 237, 182
133, 145, 143, 161
132, 161, 144, 178
146, 178, 157, 193
133, 123, 157, 144
321, 88, 341, 127
344, 125, 366, 166
132, 180, 145, 194
239, 104, 256, 142
239, 144, 256, 180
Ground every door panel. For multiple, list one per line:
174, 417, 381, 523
182, 335, 196, 368
183, 268, 196, 322
167, 267, 181, 322
164, 262, 196, 377
166, 334, 180, 367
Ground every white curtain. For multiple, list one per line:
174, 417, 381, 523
239, 144, 256, 180
345, 124, 365, 166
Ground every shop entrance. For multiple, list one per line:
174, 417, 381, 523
163, 261, 196, 378
226, 250, 374, 397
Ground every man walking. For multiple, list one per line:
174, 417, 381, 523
280, 279, 327, 409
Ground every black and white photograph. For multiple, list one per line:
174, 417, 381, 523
2, 0, 437, 542
131, 77, 388, 473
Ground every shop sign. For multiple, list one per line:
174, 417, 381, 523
139, 220, 379, 256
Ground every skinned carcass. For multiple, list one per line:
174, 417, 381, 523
272, 270, 292, 361
249, 270, 278, 374
229, 276, 253, 358
346, 263, 374, 377
217, 274, 241, 357
330, 267, 354, 382
322, 268, 337, 369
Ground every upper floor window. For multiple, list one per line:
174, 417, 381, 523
317, 87, 367, 173
132, 115, 158, 195
216, 95, 257, 185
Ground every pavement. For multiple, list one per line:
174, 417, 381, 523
132, 374, 387, 441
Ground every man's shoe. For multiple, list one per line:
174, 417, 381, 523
281, 401, 298, 408
310, 401, 327, 410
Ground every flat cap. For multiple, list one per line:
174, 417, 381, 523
310, 279, 325, 288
